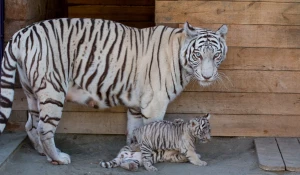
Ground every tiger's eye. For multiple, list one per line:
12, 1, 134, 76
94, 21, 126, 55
196, 52, 201, 57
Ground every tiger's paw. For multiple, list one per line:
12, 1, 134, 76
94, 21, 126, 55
50, 152, 71, 165
195, 160, 207, 166
145, 165, 158, 171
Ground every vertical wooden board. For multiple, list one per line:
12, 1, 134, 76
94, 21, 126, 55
276, 138, 300, 171
254, 138, 285, 171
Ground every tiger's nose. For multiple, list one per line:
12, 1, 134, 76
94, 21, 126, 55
202, 74, 212, 80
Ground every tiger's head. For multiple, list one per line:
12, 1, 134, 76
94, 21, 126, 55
188, 113, 211, 143
182, 22, 228, 87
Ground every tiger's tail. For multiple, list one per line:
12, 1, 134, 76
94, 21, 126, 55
99, 158, 121, 168
0, 39, 18, 133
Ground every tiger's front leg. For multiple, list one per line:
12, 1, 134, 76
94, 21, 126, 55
37, 90, 71, 165
181, 148, 207, 166
126, 108, 143, 144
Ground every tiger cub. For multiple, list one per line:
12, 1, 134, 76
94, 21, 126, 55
100, 119, 194, 171
132, 114, 211, 171
99, 143, 193, 171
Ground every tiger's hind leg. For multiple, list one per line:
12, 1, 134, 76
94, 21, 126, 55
141, 142, 157, 171
162, 150, 201, 163
25, 96, 44, 155
36, 89, 70, 165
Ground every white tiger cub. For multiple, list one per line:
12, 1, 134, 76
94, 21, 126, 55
100, 143, 194, 171
100, 118, 196, 171
0, 18, 226, 165
132, 114, 211, 171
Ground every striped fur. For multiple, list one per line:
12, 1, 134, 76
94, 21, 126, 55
100, 119, 194, 171
0, 18, 227, 164
132, 114, 211, 171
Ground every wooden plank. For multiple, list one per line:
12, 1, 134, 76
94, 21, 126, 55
5, 110, 300, 137
276, 138, 300, 171
55, 113, 300, 136
68, 0, 155, 6
11, 89, 300, 115
0, 132, 27, 168
6, 111, 27, 132
156, 1, 300, 25
222, 47, 300, 71
186, 70, 300, 93
178, 24, 300, 48
122, 22, 155, 28
6, 111, 300, 136
254, 138, 285, 171
174, 0, 300, 2
68, 5, 154, 22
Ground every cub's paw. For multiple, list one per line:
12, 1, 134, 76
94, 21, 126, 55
195, 160, 207, 166
145, 165, 158, 171
51, 152, 71, 165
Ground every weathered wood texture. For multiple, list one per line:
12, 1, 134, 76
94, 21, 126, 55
155, 0, 300, 137
9, 89, 300, 137
276, 138, 300, 171
67, 0, 155, 28
254, 138, 285, 171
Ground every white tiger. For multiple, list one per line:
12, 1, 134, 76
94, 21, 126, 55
0, 18, 227, 165
132, 114, 211, 171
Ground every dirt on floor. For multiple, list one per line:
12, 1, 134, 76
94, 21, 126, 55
0, 134, 299, 175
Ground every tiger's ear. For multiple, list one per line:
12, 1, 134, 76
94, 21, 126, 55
183, 22, 198, 38
216, 25, 228, 40
204, 113, 211, 120
189, 119, 198, 128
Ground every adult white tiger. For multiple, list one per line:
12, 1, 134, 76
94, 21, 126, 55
0, 18, 228, 165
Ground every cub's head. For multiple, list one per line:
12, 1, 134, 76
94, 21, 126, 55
182, 22, 228, 87
188, 114, 211, 143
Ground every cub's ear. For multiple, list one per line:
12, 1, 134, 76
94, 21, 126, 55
204, 113, 211, 120
216, 24, 228, 40
183, 22, 198, 38
189, 119, 198, 128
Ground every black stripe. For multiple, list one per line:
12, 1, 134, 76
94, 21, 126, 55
120, 49, 127, 82
40, 98, 63, 107
76, 28, 87, 58
59, 19, 64, 42
0, 112, 8, 124
88, 19, 95, 41
85, 64, 99, 90
67, 25, 74, 78
0, 95, 12, 108
156, 26, 166, 89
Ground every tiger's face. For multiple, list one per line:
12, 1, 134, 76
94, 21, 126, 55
182, 22, 228, 87
189, 114, 211, 143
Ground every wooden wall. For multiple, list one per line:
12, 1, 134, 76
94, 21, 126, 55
7, 0, 300, 137
155, 0, 300, 137
67, 0, 155, 28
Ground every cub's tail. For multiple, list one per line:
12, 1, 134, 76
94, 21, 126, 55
99, 158, 121, 168
0, 39, 18, 133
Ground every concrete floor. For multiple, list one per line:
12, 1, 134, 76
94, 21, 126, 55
0, 134, 299, 175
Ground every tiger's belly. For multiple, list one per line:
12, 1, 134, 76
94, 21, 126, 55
65, 83, 139, 109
